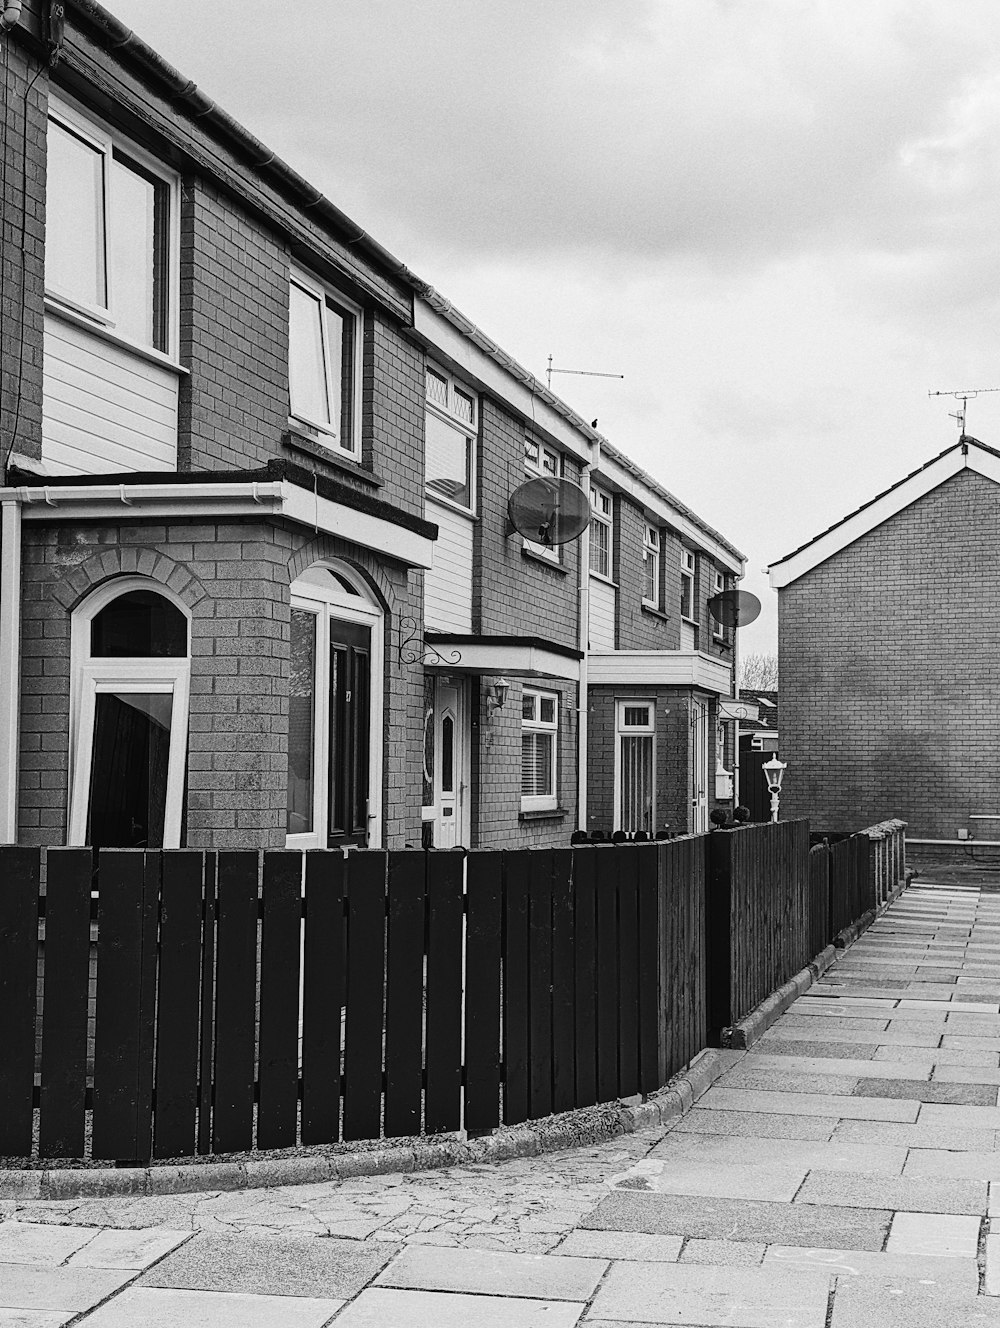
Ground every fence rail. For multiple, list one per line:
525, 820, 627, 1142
0, 820, 887, 1164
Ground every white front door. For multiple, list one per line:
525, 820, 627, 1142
434, 679, 469, 848
692, 698, 709, 833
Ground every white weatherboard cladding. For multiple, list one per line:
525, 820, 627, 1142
42, 315, 178, 473
589, 577, 616, 649
588, 649, 731, 693
424, 499, 473, 632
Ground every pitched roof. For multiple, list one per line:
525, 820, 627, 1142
739, 688, 779, 733
768, 437, 1000, 589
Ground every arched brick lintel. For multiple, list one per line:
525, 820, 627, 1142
50, 548, 212, 613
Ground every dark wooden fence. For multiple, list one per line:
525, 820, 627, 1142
0, 822, 880, 1164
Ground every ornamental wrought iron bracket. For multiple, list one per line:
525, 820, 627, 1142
398, 616, 463, 668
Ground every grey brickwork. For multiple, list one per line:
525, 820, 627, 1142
779, 468, 1000, 839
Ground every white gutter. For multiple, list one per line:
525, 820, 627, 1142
11, 479, 436, 569
0, 494, 22, 843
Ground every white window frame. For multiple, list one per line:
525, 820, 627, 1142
46, 94, 181, 361
523, 438, 562, 563
712, 569, 726, 639
589, 484, 613, 581
68, 577, 191, 849
614, 700, 656, 834
520, 686, 559, 812
285, 562, 384, 850
643, 524, 661, 608
680, 549, 696, 623
288, 267, 364, 460
424, 362, 478, 514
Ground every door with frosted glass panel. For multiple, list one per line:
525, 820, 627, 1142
617, 701, 655, 834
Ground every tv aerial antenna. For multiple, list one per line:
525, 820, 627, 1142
928, 385, 1000, 433
546, 355, 624, 392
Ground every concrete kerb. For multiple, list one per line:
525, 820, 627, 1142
0, 1049, 736, 1201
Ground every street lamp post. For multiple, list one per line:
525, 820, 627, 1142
762, 756, 787, 823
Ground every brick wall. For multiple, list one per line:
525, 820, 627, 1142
0, 38, 46, 471
615, 495, 678, 651
779, 468, 1000, 838
472, 675, 578, 849
474, 398, 580, 647
18, 517, 422, 849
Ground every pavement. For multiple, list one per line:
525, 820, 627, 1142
3, 865, 1000, 1325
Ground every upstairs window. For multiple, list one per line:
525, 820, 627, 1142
522, 438, 562, 562
521, 688, 559, 811
589, 485, 613, 579
425, 364, 477, 511
289, 270, 362, 458
680, 549, 696, 622
712, 569, 727, 639
46, 99, 177, 354
643, 524, 661, 607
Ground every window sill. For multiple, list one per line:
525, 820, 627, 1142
521, 546, 568, 574
282, 429, 383, 488
519, 806, 569, 822
681, 616, 699, 627
44, 297, 188, 375
641, 604, 671, 622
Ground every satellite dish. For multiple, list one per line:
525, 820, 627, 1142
507, 476, 591, 546
708, 589, 761, 629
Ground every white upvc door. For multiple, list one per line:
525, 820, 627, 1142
692, 698, 710, 833
433, 679, 469, 849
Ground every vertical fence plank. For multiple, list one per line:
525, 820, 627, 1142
301, 851, 344, 1145
502, 850, 531, 1125
550, 849, 576, 1114
383, 851, 425, 1138
154, 852, 204, 1159
464, 850, 502, 1134
212, 851, 259, 1155
197, 853, 217, 1155
636, 845, 659, 1094
39, 849, 93, 1159
595, 847, 620, 1102
257, 851, 302, 1150
0, 847, 40, 1157
528, 850, 554, 1120
572, 846, 598, 1109
704, 830, 733, 1043
342, 851, 387, 1141
616, 847, 640, 1097
92, 851, 158, 1161
425, 851, 464, 1133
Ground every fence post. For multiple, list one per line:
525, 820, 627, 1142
704, 830, 733, 1044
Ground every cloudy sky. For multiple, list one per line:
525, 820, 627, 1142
110, 0, 1000, 655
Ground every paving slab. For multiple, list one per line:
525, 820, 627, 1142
919, 1102, 1000, 1128
777, 1014, 890, 1032
718, 1068, 861, 1095
0, 1224, 96, 1267
850, 1077, 997, 1104
588, 1260, 831, 1327
942, 1035, 1000, 1052
874, 1043, 1000, 1066
70, 1287, 345, 1327
737, 1053, 932, 1081
648, 1132, 906, 1176
332, 1287, 584, 1327
700, 1088, 919, 1120
68, 1229, 189, 1270
922, 1066, 1000, 1085
582, 1192, 892, 1250
670, 1108, 837, 1139
762, 1025, 942, 1047
137, 1232, 395, 1298
829, 1277, 1000, 1326
680, 1237, 766, 1265
609, 1155, 807, 1201
0, 1266, 133, 1313
554, 1230, 683, 1261
763, 1245, 979, 1287
753, 1038, 880, 1060
985, 1232, 1000, 1296
830, 1118, 998, 1150
796, 1170, 987, 1214
904, 1149, 1000, 1181
375, 1243, 605, 1299
0, 1312, 74, 1327
886, 1211, 981, 1256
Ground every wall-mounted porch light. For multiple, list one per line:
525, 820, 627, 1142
762, 756, 787, 823
486, 677, 510, 721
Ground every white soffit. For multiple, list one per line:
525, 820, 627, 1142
10, 480, 436, 569
587, 650, 731, 693
427, 640, 581, 681
719, 699, 760, 722
768, 447, 978, 589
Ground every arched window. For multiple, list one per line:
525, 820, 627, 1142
69, 579, 191, 850
287, 562, 383, 849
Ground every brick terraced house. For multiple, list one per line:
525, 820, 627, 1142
0, 0, 747, 853
770, 436, 1000, 844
